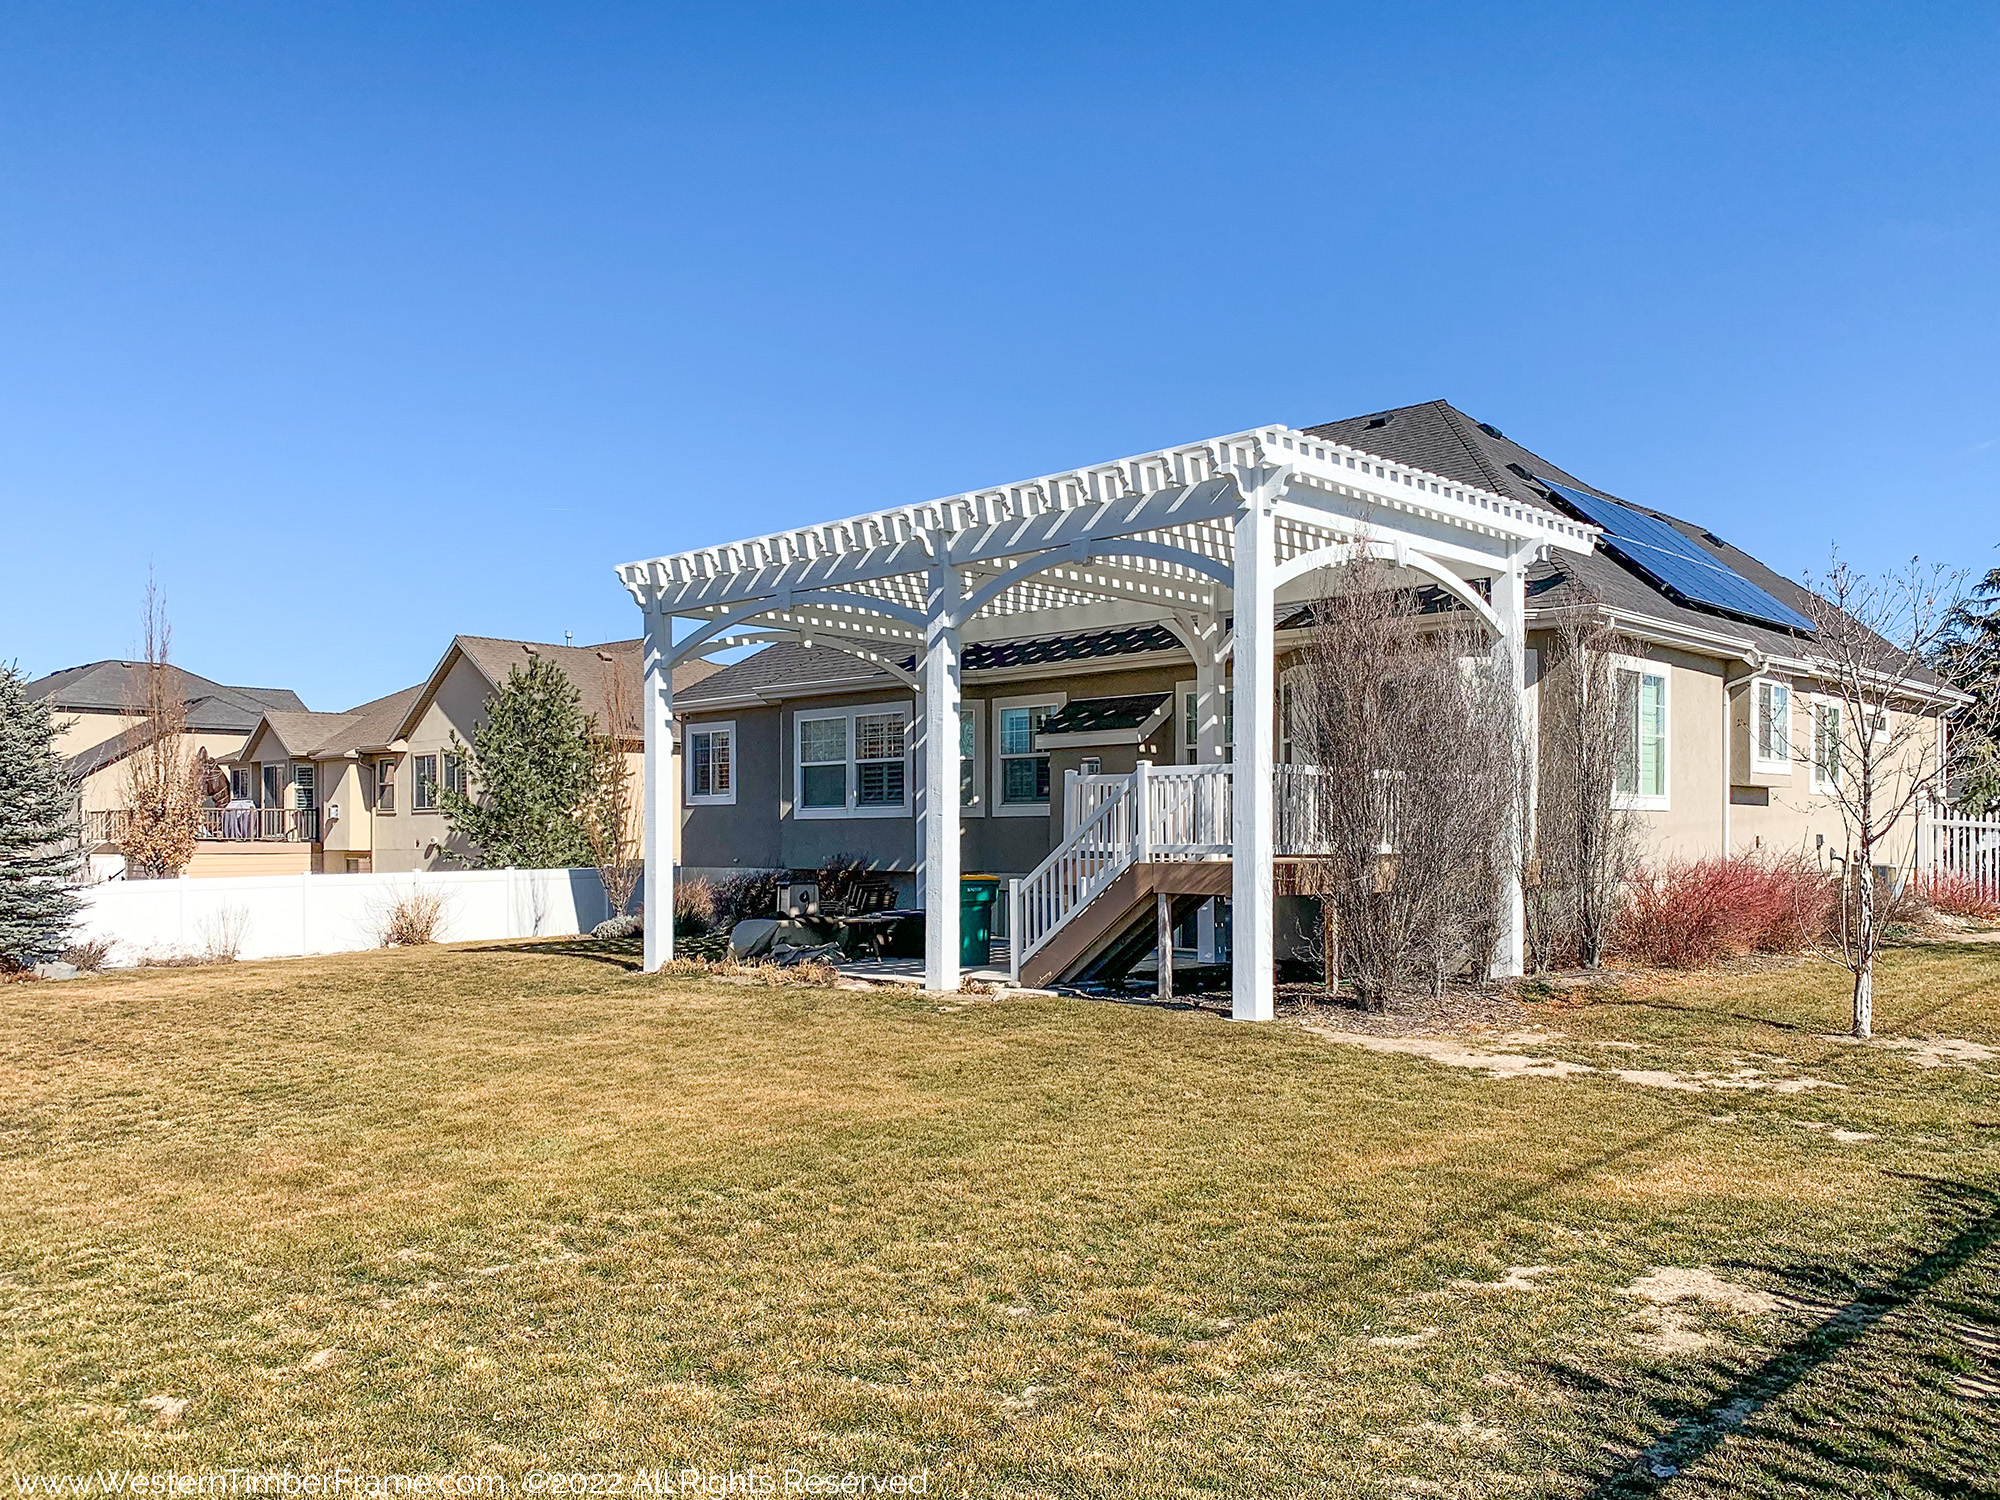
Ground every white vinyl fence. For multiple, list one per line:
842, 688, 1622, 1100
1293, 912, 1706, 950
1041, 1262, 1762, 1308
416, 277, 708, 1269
1918, 805, 2000, 903
73, 867, 623, 967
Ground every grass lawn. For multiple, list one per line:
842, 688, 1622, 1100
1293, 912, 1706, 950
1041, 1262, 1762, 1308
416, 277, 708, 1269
3, 940, 1999, 1497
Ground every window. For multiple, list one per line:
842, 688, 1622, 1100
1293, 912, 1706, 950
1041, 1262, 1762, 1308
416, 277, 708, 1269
1813, 701, 1842, 792
413, 755, 439, 811
374, 759, 397, 813
1753, 679, 1791, 772
794, 705, 910, 818
230, 768, 250, 801
854, 712, 905, 807
1613, 661, 1669, 808
687, 721, 736, 805
442, 752, 466, 799
1179, 686, 1233, 763
292, 762, 316, 810
998, 704, 1055, 806
959, 708, 983, 813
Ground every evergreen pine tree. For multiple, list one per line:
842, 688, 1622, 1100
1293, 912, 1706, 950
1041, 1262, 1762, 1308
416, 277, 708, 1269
438, 658, 597, 868
0, 664, 84, 967
1937, 566, 2000, 814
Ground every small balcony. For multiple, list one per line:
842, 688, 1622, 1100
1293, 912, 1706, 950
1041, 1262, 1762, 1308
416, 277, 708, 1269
82, 807, 321, 847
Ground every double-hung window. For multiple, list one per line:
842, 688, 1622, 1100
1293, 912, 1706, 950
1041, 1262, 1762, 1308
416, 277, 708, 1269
1813, 701, 1843, 792
1613, 661, 1669, 808
374, 758, 397, 813
413, 754, 439, 811
687, 721, 736, 805
1752, 678, 1791, 773
794, 705, 909, 818
442, 752, 467, 799
996, 702, 1057, 809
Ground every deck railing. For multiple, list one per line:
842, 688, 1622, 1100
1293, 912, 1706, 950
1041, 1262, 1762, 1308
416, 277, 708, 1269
82, 806, 321, 848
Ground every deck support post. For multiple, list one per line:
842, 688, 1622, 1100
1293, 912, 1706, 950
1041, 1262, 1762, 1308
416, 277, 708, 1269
1230, 468, 1284, 1021
641, 601, 675, 972
1156, 891, 1174, 1001
1491, 547, 1530, 979
922, 565, 963, 993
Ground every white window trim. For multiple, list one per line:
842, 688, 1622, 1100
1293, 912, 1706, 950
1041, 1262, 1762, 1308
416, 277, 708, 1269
793, 703, 912, 820
1175, 678, 1196, 763
412, 753, 440, 812
1810, 696, 1843, 794
1750, 675, 1792, 776
991, 692, 1066, 817
686, 719, 738, 807
959, 702, 986, 817
1611, 654, 1671, 812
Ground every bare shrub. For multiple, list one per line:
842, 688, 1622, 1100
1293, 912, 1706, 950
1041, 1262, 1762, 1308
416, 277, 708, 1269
1612, 856, 1837, 967
1525, 608, 1642, 970
380, 886, 445, 947
582, 663, 642, 918
195, 904, 250, 963
714, 869, 782, 928
1915, 869, 2000, 922
59, 937, 114, 972
117, 579, 201, 879
674, 876, 718, 936
1291, 556, 1518, 1006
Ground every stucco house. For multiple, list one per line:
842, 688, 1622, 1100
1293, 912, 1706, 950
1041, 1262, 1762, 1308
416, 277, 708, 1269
224, 636, 720, 874
26, 661, 309, 876
619, 400, 1959, 1017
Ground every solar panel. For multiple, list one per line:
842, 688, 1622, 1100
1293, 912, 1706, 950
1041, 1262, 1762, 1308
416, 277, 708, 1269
1533, 477, 1817, 635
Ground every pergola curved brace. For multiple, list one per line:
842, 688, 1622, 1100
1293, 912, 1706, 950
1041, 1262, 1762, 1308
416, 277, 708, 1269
954, 538, 1236, 625
1271, 538, 1504, 637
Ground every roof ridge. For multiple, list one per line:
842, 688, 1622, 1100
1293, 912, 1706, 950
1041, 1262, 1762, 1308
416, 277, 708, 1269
1431, 401, 1517, 498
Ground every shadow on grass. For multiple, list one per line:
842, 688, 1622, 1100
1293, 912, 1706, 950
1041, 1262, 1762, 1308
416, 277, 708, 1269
458, 936, 644, 972
1578, 1176, 2000, 1498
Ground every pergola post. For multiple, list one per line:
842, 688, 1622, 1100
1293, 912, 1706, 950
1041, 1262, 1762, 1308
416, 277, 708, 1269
922, 570, 963, 992
1491, 549, 1530, 979
641, 602, 675, 973
1231, 480, 1278, 1022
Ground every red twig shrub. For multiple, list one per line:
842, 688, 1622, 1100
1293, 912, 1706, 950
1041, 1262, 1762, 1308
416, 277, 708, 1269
1612, 856, 1836, 968
1915, 870, 2000, 921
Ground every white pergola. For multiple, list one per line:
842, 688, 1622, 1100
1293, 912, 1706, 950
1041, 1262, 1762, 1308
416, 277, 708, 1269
617, 424, 1596, 1019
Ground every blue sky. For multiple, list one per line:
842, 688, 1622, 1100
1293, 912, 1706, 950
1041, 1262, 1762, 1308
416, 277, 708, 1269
2, 2, 1995, 709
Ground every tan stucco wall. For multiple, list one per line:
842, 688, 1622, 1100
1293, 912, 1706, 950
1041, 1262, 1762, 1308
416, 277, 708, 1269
54, 708, 143, 759
1723, 677, 1938, 876
77, 730, 251, 816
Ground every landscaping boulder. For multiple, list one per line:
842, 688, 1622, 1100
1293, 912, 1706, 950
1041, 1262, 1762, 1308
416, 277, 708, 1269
592, 913, 643, 940
31, 961, 77, 981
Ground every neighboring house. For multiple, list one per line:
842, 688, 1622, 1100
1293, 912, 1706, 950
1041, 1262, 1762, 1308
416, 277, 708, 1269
620, 400, 1961, 1014
26, 661, 308, 872
224, 636, 720, 874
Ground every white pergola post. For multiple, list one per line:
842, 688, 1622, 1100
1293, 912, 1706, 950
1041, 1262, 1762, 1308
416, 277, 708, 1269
641, 603, 675, 973
922, 570, 963, 992
1230, 479, 1279, 1021
1491, 549, 1530, 979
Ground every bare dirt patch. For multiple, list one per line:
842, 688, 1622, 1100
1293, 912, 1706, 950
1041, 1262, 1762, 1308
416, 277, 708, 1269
1830, 1035, 1998, 1070
1619, 1267, 1782, 1356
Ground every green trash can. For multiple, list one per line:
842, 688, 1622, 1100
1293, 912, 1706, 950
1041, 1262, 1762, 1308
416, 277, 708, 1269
959, 875, 1001, 968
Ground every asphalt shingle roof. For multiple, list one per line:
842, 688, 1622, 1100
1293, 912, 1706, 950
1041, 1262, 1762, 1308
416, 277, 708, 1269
27, 661, 306, 718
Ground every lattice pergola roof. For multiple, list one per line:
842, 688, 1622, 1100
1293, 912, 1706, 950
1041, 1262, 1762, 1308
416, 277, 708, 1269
617, 424, 1597, 670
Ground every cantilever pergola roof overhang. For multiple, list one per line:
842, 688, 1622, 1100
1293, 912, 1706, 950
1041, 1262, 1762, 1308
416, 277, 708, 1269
616, 423, 1597, 678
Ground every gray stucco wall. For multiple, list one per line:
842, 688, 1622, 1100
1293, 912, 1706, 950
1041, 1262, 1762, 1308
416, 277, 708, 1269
677, 659, 1194, 883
